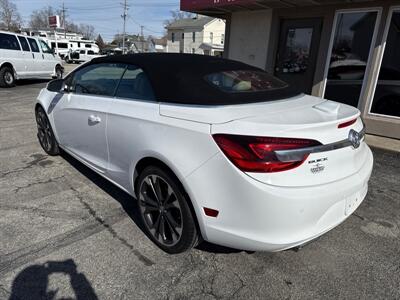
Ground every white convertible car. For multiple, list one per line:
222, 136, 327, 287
35, 54, 373, 253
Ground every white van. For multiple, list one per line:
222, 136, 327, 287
0, 31, 63, 87
65, 49, 103, 64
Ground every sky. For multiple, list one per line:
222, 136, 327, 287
13, 0, 180, 41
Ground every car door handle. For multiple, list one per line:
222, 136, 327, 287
88, 115, 101, 124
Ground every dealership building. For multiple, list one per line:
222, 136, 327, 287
182, 0, 400, 139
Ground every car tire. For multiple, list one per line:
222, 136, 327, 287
136, 166, 199, 254
35, 106, 60, 156
55, 66, 63, 79
0, 66, 16, 88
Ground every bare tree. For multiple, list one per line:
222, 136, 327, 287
29, 6, 62, 29
65, 22, 79, 34
78, 24, 95, 40
164, 9, 194, 27
0, 0, 22, 31
28, 5, 96, 39
96, 34, 106, 50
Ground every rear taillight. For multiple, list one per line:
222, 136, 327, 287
338, 118, 357, 128
213, 134, 321, 173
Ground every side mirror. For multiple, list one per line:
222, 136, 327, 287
47, 79, 65, 92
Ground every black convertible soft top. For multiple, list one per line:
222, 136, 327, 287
90, 53, 300, 105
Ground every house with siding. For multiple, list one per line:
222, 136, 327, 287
166, 15, 225, 56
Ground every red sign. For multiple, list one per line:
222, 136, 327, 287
48, 15, 60, 28
181, 0, 255, 10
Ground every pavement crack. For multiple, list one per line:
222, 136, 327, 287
1, 153, 55, 179
12, 175, 65, 194
0, 204, 89, 221
0, 208, 126, 277
69, 187, 155, 266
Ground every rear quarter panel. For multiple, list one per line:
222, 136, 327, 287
106, 99, 220, 194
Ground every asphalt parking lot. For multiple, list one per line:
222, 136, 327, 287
0, 78, 399, 300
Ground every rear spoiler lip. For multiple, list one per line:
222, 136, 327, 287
275, 127, 365, 162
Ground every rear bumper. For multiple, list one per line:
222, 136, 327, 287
185, 144, 373, 251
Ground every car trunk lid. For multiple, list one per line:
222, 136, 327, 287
161, 94, 367, 187
209, 97, 366, 187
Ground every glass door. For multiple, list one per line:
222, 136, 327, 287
323, 10, 380, 108
369, 9, 400, 118
274, 18, 322, 94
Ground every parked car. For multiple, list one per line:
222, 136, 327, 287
64, 49, 102, 64
35, 54, 373, 253
101, 48, 123, 56
0, 31, 63, 87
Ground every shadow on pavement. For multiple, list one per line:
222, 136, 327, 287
60, 150, 146, 234
9, 259, 98, 300
16, 79, 51, 86
60, 151, 246, 255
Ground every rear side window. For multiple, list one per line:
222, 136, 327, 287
70, 63, 126, 96
17, 36, 30, 52
27, 38, 40, 53
0, 33, 21, 50
206, 70, 288, 93
115, 65, 155, 101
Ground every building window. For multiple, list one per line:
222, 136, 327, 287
182, 32, 184, 39
324, 10, 379, 108
192, 32, 195, 42
370, 10, 400, 117
210, 32, 213, 44
171, 32, 175, 43
221, 34, 225, 44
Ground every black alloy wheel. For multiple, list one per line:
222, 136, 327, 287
35, 107, 59, 156
137, 166, 199, 253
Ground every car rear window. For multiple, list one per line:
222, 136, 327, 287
0, 33, 21, 50
206, 70, 288, 93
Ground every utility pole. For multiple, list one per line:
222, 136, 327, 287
121, 0, 128, 54
61, 2, 67, 39
141, 26, 144, 53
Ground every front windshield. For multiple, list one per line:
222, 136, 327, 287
206, 70, 288, 93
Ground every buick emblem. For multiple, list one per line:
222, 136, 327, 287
349, 129, 361, 149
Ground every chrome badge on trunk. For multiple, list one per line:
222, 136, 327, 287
349, 129, 362, 149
